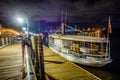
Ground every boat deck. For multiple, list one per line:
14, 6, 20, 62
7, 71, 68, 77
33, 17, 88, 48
44, 46, 101, 80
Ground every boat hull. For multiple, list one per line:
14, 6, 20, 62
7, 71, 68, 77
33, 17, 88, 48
49, 45, 112, 67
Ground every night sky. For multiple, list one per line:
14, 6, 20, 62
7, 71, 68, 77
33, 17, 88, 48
0, 0, 120, 29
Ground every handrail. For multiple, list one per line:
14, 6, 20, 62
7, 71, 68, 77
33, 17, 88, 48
23, 45, 37, 80
22, 35, 48, 80
28, 45, 37, 80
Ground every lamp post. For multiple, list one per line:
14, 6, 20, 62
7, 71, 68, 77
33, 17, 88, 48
17, 17, 29, 38
17, 17, 33, 79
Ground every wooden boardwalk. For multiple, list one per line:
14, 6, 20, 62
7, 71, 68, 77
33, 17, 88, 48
0, 43, 23, 80
44, 46, 101, 80
0, 43, 101, 80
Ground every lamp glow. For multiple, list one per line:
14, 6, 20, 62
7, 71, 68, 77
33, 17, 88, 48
17, 17, 24, 23
23, 27, 26, 31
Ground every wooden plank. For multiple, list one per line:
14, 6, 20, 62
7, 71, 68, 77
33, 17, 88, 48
0, 43, 22, 80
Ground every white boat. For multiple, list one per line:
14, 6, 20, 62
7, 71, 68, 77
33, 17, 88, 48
48, 17, 112, 67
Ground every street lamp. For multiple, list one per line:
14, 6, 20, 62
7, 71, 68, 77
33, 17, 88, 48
23, 27, 26, 31
17, 17, 24, 23
17, 17, 29, 38
17, 17, 32, 79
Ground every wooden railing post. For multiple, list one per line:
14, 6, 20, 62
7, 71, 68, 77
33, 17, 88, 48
33, 36, 41, 80
30, 35, 46, 80
38, 35, 45, 80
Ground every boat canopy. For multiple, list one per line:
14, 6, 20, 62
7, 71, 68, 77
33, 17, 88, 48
50, 34, 107, 43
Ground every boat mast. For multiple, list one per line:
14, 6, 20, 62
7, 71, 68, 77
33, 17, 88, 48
106, 16, 111, 58
61, 11, 67, 35
61, 10, 64, 23
65, 11, 67, 25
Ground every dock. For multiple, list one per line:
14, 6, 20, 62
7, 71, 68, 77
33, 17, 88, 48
0, 42, 101, 80
44, 46, 101, 80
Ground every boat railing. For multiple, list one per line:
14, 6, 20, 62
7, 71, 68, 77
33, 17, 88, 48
50, 44, 61, 51
68, 35, 106, 40
85, 54, 109, 58
68, 50, 84, 58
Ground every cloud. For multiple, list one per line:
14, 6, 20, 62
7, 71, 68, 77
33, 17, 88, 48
0, 0, 119, 23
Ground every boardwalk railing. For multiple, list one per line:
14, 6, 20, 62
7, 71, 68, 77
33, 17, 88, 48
22, 35, 46, 80
0, 36, 14, 48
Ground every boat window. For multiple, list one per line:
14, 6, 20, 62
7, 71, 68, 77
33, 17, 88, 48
81, 42, 85, 47
90, 43, 99, 49
49, 37, 54, 44
100, 42, 106, 53
63, 40, 72, 48
85, 42, 90, 48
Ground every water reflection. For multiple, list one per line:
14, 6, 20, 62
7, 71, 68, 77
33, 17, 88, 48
76, 64, 112, 80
